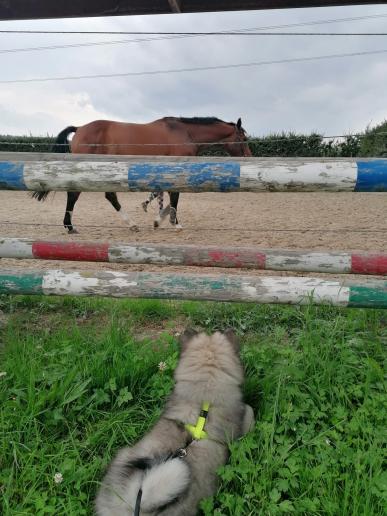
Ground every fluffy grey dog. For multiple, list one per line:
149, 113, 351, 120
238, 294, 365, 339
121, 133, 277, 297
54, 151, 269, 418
95, 329, 254, 516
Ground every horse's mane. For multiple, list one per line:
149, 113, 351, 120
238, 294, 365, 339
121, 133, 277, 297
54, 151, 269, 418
163, 116, 234, 126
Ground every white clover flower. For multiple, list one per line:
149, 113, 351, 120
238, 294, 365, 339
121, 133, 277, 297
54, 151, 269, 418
158, 361, 167, 372
0, 372, 7, 378
54, 473, 63, 484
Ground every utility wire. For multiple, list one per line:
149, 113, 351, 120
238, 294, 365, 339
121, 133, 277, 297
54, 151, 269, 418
0, 35, 190, 55
2, 48, 387, 85
2, 30, 387, 36
2, 12, 387, 55
2, 10, 387, 35
3, 31, 387, 55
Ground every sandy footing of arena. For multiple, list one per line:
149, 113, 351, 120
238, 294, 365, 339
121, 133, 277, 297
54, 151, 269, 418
0, 191, 385, 279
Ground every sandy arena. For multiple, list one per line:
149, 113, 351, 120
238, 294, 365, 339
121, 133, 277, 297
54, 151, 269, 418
0, 191, 385, 278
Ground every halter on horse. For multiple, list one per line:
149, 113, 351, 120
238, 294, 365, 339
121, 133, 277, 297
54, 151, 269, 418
31, 116, 251, 233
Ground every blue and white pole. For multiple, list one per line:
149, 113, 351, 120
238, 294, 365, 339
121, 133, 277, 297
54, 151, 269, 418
0, 155, 386, 192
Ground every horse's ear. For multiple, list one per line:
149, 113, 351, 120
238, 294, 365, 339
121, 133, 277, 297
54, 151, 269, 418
236, 118, 242, 129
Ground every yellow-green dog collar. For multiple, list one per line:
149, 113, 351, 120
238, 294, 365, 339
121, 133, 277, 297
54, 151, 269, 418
185, 401, 210, 440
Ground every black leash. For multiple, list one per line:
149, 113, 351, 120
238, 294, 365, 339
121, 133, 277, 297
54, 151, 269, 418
134, 488, 142, 516
132, 446, 189, 516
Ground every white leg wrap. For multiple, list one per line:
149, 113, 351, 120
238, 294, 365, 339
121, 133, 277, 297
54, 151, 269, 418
154, 204, 170, 228
119, 210, 139, 232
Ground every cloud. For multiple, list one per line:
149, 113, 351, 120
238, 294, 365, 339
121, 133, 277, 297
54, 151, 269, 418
0, 85, 110, 134
1, 5, 387, 136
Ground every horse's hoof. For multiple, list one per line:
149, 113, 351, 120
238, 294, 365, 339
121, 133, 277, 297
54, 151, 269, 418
130, 224, 139, 232
153, 219, 160, 229
142, 201, 148, 213
68, 228, 79, 234
175, 224, 183, 231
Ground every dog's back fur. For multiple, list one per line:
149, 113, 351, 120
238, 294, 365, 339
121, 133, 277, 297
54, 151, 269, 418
95, 330, 254, 516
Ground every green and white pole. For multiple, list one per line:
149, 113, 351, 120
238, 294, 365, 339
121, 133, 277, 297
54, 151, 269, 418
0, 269, 385, 308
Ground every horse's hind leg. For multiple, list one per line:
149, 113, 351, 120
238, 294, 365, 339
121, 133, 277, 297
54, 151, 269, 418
64, 191, 81, 234
169, 192, 182, 230
105, 192, 139, 232
153, 192, 171, 228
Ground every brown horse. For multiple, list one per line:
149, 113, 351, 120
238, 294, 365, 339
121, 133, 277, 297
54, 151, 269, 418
32, 116, 251, 233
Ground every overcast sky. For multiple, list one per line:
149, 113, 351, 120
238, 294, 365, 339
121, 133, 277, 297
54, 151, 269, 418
1, 5, 387, 137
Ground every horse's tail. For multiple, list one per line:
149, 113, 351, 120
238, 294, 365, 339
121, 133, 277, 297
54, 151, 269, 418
31, 126, 78, 201
51, 125, 78, 153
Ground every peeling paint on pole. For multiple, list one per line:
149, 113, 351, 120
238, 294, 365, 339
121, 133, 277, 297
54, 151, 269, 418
0, 271, 43, 294
0, 238, 386, 276
0, 268, 386, 308
0, 161, 26, 190
349, 285, 387, 307
0, 154, 386, 192
127, 162, 240, 192
32, 241, 109, 261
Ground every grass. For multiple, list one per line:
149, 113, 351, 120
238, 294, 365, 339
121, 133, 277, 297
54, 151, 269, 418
0, 295, 386, 515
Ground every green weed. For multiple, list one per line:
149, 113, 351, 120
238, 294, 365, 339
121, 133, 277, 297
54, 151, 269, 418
0, 296, 386, 515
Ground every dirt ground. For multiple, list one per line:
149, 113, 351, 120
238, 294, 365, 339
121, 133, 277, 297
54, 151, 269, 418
0, 191, 386, 278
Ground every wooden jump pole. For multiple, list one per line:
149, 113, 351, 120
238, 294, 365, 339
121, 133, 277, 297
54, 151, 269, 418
0, 154, 386, 192
0, 238, 386, 276
0, 268, 386, 308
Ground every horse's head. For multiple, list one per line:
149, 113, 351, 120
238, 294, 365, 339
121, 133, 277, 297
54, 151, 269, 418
223, 118, 252, 157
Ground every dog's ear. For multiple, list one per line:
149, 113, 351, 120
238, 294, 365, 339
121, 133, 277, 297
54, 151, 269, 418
179, 328, 198, 351
223, 328, 240, 352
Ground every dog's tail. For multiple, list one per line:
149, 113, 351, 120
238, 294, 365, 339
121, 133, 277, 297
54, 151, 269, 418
134, 458, 190, 514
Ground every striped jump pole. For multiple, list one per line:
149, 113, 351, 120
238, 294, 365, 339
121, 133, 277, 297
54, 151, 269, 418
0, 153, 386, 192
0, 238, 386, 276
0, 269, 386, 308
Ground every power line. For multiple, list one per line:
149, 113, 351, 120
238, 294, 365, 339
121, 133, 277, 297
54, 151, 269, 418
2, 11, 387, 35
2, 48, 387, 85
2, 30, 387, 36
3, 32, 387, 55
2, 13, 387, 36
0, 35, 189, 55
2, 12, 387, 55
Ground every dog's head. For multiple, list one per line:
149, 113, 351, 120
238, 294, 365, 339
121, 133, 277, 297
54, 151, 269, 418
180, 328, 240, 353
176, 328, 243, 385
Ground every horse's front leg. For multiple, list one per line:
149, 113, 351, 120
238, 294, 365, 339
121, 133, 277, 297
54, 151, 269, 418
169, 192, 182, 230
105, 192, 139, 232
64, 191, 81, 234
